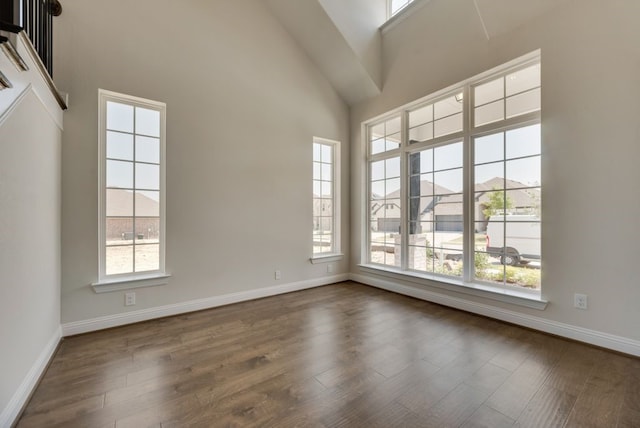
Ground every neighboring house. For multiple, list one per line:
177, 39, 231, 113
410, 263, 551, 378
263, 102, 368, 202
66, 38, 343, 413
106, 189, 159, 242
371, 177, 539, 233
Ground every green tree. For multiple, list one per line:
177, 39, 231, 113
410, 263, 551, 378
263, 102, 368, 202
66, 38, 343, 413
482, 188, 513, 219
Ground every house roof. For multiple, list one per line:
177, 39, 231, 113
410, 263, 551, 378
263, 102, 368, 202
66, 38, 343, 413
107, 189, 159, 217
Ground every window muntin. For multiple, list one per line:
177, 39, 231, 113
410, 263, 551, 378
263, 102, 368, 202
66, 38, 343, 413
370, 115, 401, 155
474, 124, 541, 288
99, 90, 166, 281
408, 141, 463, 276
313, 138, 340, 256
473, 64, 541, 127
365, 54, 541, 293
369, 155, 401, 266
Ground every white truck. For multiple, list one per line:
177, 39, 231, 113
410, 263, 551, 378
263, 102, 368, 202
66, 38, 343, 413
485, 215, 540, 266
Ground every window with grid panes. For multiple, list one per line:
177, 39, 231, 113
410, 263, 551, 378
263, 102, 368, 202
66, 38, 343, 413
98, 90, 166, 281
365, 53, 541, 293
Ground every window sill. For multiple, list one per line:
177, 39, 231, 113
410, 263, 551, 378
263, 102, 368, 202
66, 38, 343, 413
357, 264, 547, 310
310, 253, 344, 264
91, 273, 171, 294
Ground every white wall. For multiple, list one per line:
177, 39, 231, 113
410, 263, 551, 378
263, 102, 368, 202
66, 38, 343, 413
351, 0, 640, 342
0, 89, 62, 422
54, 0, 349, 325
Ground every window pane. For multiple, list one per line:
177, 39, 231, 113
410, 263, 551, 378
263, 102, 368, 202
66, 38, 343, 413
135, 244, 159, 272
475, 100, 504, 127
135, 107, 160, 137
474, 77, 504, 106
321, 163, 332, 182
409, 122, 433, 143
135, 136, 160, 164
506, 124, 541, 159
434, 95, 462, 119
385, 157, 401, 178
371, 160, 385, 181
475, 162, 504, 190
506, 156, 541, 187
106, 245, 133, 275
434, 169, 462, 194
506, 87, 540, 118
506, 64, 540, 96
505, 222, 541, 258
313, 143, 321, 161
434, 142, 463, 170
385, 133, 401, 151
135, 191, 160, 217
434, 113, 462, 138
386, 117, 401, 135
385, 178, 401, 196
475, 133, 504, 164
505, 188, 540, 216
107, 160, 133, 189
409, 104, 433, 128
321, 144, 332, 163
106, 131, 133, 160
106, 102, 134, 133
477, 190, 507, 220
313, 163, 321, 180
371, 138, 386, 155
106, 217, 133, 243
135, 217, 160, 243
321, 181, 332, 197
106, 189, 133, 217
370, 123, 384, 141
136, 163, 160, 190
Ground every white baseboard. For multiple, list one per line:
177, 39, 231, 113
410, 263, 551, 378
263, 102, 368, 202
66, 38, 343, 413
0, 326, 61, 428
350, 273, 640, 357
62, 274, 349, 336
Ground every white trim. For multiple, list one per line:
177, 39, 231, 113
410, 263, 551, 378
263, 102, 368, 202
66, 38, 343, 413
97, 89, 167, 283
0, 326, 61, 428
310, 254, 344, 264
0, 82, 31, 127
91, 273, 171, 293
62, 274, 349, 336
358, 264, 546, 309
350, 272, 640, 357
313, 137, 341, 257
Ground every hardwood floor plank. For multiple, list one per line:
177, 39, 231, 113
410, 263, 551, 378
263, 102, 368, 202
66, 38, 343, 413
16, 282, 638, 427
564, 355, 628, 428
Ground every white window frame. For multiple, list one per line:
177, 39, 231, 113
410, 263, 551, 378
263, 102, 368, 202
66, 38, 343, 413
388, 0, 414, 18
311, 137, 343, 263
93, 89, 169, 292
362, 51, 543, 305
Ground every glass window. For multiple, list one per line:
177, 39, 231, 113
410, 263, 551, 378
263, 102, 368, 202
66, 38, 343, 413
99, 90, 166, 280
313, 138, 341, 256
365, 54, 541, 293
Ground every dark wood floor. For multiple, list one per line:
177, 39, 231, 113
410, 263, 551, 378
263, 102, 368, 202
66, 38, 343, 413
17, 282, 640, 427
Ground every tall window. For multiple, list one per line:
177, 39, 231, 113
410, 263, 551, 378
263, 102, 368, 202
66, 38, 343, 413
313, 138, 340, 257
366, 53, 541, 293
98, 90, 166, 282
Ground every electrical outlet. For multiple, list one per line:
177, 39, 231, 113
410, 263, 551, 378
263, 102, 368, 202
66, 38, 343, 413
574, 293, 587, 310
275, 270, 281, 280
326, 264, 334, 274
125, 292, 136, 306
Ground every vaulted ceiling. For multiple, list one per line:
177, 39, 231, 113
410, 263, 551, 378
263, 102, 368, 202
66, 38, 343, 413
266, 0, 568, 106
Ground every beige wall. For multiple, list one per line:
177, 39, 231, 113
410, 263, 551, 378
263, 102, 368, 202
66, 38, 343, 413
0, 90, 61, 418
351, 0, 640, 341
54, 0, 349, 324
